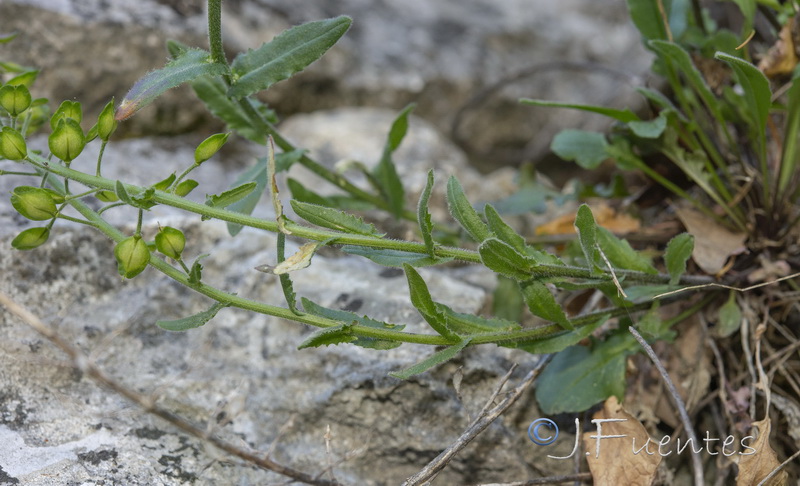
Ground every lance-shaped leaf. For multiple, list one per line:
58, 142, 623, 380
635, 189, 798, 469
389, 338, 472, 380
226, 157, 267, 236
157, 301, 228, 331
447, 176, 490, 242
520, 99, 640, 122
479, 237, 536, 281
437, 303, 521, 334
596, 227, 658, 274
418, 169, 436, 257
505, 315, 607, 354
290, 200, 383, 236
626, 0, 672, 41
574, 204, 600, 270
205, 182, 257, 209
664, 233, 694, 285
301, 297, 404, 350
116, 49, 228, 121
228, 16, 352, 99
520, 279, 573, 330
374, 104, 414, 217
484, 204, 526, 252
298, 324, 357, 349
192, 76, 267, 144
403, 264, 459, 341
340, 246, 453, 267
115, 181, 156, 210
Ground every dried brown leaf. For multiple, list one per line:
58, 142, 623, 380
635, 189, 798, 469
675, 207, 746, 275
759, 16, 799, 78
271, 242, 319, 275
536, 202, 641, 235
583, 396, 661, 486
736, 418, 788, 486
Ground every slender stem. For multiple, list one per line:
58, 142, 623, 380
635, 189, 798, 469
207, 0, 225, 66
135, 209, 144, 237
95, 140, 108, 176
0, 170, 38, 176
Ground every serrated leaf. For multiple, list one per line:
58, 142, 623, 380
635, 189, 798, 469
664, 233, 694, 285
157, 301, 227, 331
418, 169, 435, 257
188, 253, 209, 285
520, 99, 640, 122
374, 104, 414, 218
116, 49, 228, 121
298, 324, 357, 349
596, 227, 658, 274
290, 200, 383, 236
551, 129, 609, 169
340, 246, 453, 267
535, 332, 637, 413
507, 315, 607, 354
446, 176, 490, 242
228, 16, 352, 98
437, 303, 521, 334
574, 204, 600, 270
520, 279, 573, 330
484, 204, 526, 252
206, 182, 257, 208
389, 338, 472, 380
403, 264, 459, 340
191, 76, 267, 144
226, 157, 267, 236
301, 297, 404, 350
717, 291, 741, 337
478, 237, 535, 281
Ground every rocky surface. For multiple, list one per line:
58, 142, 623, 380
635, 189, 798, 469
2, 0, 651, 165
0, 109, 562, 484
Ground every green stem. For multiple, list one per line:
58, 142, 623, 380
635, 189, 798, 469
207, 0, 226, 66
96, 140, 108, 177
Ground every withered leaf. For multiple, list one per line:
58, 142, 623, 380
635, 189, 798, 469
736, 418, 788, 486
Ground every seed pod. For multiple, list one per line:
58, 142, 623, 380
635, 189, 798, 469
49, 118, 86, 163
0, 127, 27, 160
0, 84, 31, 116
97, 98, 118, 141
155, 226, 185, 260
194, 132, 230, 165
114, 236, 151, 279
11, 186, 57, 221
50, 100, 82, 129
11, 227, 50, 250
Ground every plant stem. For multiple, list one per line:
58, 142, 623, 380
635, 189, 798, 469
207, 0, 225, 66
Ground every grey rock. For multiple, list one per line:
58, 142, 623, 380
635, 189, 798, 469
1, 133, 547, 484
2, 0, 650, 164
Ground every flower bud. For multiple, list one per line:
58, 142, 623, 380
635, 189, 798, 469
50, 100, 82, 129
49, 118, 86, 163
11, 186, 58, 221
0, 84, 31, 116
114, 236, 151, 279
0, 127, 27, 160
11, 227, 50, 251
155, 226, 185, 260
194, 132, 230, 165
97, 99, 118, 141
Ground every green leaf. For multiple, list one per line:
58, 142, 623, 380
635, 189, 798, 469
115, 181, 155, 209
188, 254, 208, 285
779, 75, 800, 194
596, 227, 658, 274
628, 112, 668, 138
626, 0, 671, 41
446, 176, 490, 242
374, 104, 414, 217
520, 99, 639, 122
301, 297, 404, 350
191, 76, 267, 144
287, 178, 332, 206
417, 169, 436, 257
340, 246, 453, 267
297, 324, 357, 349
717, 291, 741, 337
389, 338, 472, 380
438, 304, 521, 334
714, 52, 771, 159
226, 157, 267, 236
551, 129, 609, 169
507, 315, 607, 354
157, 301, 228, 331
478, 237, 535, 281
403, 264, 459, 340
205, 182, 257, 209
116, 49, 228, 121
574, 204, 599, 270
290, 200, 383, 236
175, 179, 199, 197
152, 173, 176, 191
484, 204, 526, 252
228, 16, 352, 99
492, 276, 524, 322
520, 280, 573, 330
664, 233, 694, 285
535, 333, 637, 413
276, 232, 300, 314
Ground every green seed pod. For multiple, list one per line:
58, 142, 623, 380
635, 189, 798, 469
11, 227, 50, 251
194, 132, 230, 165
0, 84, 32, 116
114, 236, 151, 279
49, 118, 86, 163
50, 100, 82, 129
0, 127, 27, 160
155, 226, 185, 260
10, 186, 58, 221
97, 98, 118, 141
